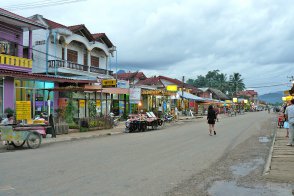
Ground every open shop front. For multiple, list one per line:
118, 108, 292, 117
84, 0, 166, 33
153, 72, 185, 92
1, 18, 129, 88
177, 91, 205, 115
140, 89, 175, 117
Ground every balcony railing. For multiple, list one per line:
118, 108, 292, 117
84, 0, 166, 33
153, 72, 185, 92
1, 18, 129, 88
90, 66, 113, 75
48, 60, 88, 71
0, 54, 32, 68
48, 60, 113, 75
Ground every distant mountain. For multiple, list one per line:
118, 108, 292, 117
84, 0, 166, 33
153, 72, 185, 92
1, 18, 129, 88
117, 70, 126, 74
259, 91, 284, 104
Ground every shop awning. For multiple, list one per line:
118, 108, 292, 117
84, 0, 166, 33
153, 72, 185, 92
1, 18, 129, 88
84, 85, 129, 94
102, 88, 129, 94
177, 91, 205, 101
0, 69, 94, 83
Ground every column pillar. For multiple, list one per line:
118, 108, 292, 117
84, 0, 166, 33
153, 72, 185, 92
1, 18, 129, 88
87, 49, 91, 72
28, 30, 33, 59
64, 44, 68, 61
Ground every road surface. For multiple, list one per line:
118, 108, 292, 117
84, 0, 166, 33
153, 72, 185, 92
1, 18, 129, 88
0, 112, 281, 195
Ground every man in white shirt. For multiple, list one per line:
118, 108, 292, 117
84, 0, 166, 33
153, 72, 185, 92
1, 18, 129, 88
285, 99, 294, 146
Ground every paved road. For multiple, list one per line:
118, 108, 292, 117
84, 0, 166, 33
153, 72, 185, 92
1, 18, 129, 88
0, 112, 270, 196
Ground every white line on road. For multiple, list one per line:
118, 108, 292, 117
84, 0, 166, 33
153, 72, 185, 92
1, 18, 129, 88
0, 185, 15, 191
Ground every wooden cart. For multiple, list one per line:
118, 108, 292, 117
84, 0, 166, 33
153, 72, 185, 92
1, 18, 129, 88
0, 125, 47, 149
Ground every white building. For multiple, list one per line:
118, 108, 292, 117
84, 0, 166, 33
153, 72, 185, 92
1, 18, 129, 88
25, 14, 116, 79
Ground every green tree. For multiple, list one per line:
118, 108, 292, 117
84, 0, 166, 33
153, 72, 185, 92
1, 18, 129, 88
216, 73, 228, 93
194, 75, 207, 87
228, 73, 245, 97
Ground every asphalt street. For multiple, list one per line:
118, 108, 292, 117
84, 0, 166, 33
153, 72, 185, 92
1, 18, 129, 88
0, 112, 274, 196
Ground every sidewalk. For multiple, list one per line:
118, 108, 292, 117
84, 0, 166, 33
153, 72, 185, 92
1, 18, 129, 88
43, 115, 206, 145
42, 122, 125, 145
265, 126, 294, 183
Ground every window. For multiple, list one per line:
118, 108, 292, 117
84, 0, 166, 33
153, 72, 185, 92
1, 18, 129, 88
84, 53, 87, 65
67, 49, 78, 63
62, 48, 65, 60
91, 56, 99, 67
0, 39, 17, 56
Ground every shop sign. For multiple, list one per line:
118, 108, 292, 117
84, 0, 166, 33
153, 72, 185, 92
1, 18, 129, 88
130, 88, 141, 103
16, 101, 31, 120
96, 100, 101, 107
102, 79, 117, 88
233, 98, 238, 103
79, 100, 85, 107
166, 85, 178, 92
117, 80, 129, 88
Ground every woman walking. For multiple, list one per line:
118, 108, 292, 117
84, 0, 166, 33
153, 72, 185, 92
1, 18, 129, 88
207, 105, 217, 136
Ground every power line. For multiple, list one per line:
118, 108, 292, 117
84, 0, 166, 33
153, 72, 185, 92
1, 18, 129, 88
3, 0, 87, 11
246, 83, 290, 88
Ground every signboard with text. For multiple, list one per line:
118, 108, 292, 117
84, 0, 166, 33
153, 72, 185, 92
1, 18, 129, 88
130, 88, 141, 104
79, 100, 85, 107
166, 85, 178, 92
102, 79, 117, 88
16, 101, 31, 120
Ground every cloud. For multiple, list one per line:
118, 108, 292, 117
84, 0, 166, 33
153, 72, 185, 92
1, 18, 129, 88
5, 0, 294, 94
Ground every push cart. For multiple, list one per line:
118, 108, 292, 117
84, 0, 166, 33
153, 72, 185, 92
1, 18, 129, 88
0, 125, 47, 149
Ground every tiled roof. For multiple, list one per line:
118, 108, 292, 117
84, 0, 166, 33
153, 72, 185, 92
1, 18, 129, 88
92, 33, 114, 48
0, 8, 46, 29
0, 69, 94, 83
92, 33, 105, 39
158, 75, 183, 85
67, 24, 84, 31
68, 24, 94, 41
199, 87, 228, 100
136, 76, 164, 86
237, 90, 258, 96
43, 18, 67, 29
115, 72, 147, 81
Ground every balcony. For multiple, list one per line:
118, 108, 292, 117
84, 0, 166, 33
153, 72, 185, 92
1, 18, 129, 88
48, 60, 88, 71
48, 60, 113, 75
0, 54, 32, 68
90, 66, 113, 75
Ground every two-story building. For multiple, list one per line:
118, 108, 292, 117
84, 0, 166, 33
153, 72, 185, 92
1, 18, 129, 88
0, 8, 46, 116
22, 15, 122, 118
0, 8, 92, 119
28, 14, 116, 79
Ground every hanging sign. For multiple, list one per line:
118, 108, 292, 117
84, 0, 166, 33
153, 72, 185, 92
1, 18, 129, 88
233, 98, 238, 103
166, 85, 178, 92
16, 101, 31, 120
96, 100, 101, 107
102, 79, 117, 87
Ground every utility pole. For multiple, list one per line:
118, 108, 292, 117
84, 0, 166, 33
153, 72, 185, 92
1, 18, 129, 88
182, 76, 185, 113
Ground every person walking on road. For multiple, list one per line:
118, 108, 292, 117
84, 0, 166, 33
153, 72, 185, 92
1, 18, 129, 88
285, 99, 294, 146
207, 105, 217, 136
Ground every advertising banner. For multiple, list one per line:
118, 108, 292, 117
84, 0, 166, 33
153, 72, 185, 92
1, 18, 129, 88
130, 88, 141, 103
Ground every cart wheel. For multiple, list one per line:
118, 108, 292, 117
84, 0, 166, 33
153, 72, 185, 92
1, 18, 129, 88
26, 132, 41, 149
11, 141, 26, 148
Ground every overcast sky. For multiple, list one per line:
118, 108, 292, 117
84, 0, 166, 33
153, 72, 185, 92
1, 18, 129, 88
2, 0, 294, 95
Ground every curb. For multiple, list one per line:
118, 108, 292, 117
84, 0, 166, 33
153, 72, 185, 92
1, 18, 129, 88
42, 131, 124, 146
263, 128, 277, 175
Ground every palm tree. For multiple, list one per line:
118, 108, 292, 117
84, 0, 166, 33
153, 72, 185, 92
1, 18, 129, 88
229, 73, 245, 96
216, 73, 228, 93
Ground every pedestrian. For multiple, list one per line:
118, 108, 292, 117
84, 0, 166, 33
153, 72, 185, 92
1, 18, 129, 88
1, 114, 14, 125
207, 105, 217, 136
285, 99, 294, 146
283, 102, 291, 137
174, 107, 178, 121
